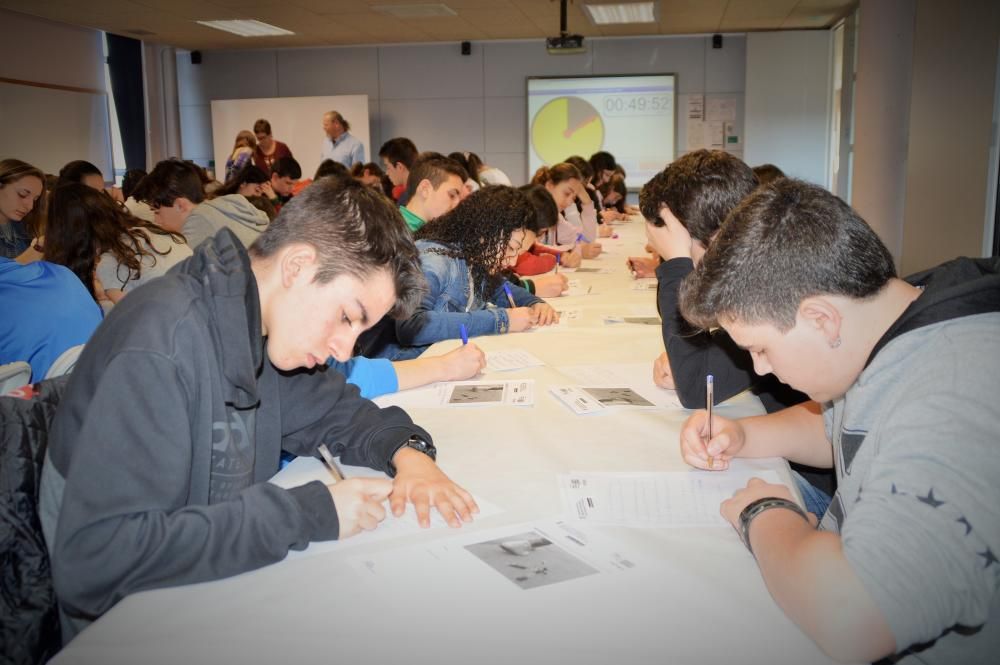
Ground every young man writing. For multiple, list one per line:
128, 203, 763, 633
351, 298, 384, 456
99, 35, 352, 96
40, 180, 478, 643
399, 154, 466, 233
678, 178, 999, 664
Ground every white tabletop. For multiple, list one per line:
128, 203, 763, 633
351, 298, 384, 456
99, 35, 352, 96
52, 218, 840, 665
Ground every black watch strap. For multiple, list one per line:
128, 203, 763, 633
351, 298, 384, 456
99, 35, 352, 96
387, 435, 437, 477
738, 497, 810, 557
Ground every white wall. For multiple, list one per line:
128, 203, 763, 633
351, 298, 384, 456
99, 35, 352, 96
0, 9, 111, 176
744, 31, 833, 186
175, 34, 747, 185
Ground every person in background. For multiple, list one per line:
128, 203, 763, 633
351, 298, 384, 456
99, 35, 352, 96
44, 183, 191, 308
252, 118, 293, 176
399, 155, 465, 233
589, 150, 618, 190
447, 152, 481, 196
379, 137, 419, 204
224, 131, 256, 182
214, 164, 269, 200
40, 178, 478, 644
56, 160, 104, 190
320, 110, 365, 168
121, 169, 154, 222
562, 155, 611, 239
752, 163, 785, 186
351, 161, 393, 198
0, 256, 102, 381
0, 158, 45, 260
531, 163, 598, 261
261, 157, 301, 213
677, 178, 999, 665
506, 184, 569, 298
134, 158, 269, 250
470, 153, 512, 187
389, 186, 560, 360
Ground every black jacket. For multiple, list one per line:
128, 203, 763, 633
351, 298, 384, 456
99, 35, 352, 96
656, 257, 806, 412
42, 229, 429, 634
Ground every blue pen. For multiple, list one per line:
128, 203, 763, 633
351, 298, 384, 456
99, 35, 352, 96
460, 323, 468, 345
503, 282, 517, 308
555, 252, 561, 273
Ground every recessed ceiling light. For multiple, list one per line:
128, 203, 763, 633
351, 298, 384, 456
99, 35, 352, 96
372, 4, 457, 19
584, 2, 656, 25
196, 20, 295, 37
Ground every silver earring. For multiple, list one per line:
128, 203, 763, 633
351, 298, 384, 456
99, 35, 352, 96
830, 336, 842, 349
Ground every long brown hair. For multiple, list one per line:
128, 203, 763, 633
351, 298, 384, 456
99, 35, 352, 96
0, 158, 47, 237
45, 183, 185, 300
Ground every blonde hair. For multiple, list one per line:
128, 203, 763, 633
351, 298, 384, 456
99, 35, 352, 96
231, 130, 257, 154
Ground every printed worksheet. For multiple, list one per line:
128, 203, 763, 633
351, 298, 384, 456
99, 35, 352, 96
550, 385, 658, 415
374, 379, 535, 409
556, 363, 682, 409
558, 469, 784, 528
562, 278, 595, 297
485, 349, 546, 372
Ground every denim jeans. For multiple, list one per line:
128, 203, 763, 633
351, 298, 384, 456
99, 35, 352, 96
792, 469, 833, 518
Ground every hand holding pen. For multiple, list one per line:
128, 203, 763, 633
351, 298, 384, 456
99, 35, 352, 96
677, 405, 748, 472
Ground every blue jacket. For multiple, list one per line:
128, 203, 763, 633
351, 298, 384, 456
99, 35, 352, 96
390, 240, 542, 359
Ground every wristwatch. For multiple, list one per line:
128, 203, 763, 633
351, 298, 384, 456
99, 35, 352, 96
738, 497, 810, 557
387, 434, 437, 476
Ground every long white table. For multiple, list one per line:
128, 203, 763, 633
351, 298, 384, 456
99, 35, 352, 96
52, 218, 841, 665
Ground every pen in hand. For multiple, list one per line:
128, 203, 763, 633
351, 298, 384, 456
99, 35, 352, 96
503, 282, 517, 308
706, 375, 714, 469
460, 323, 468, 345
318, 443, 345, 483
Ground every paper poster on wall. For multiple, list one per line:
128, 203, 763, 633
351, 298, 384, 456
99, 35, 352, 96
686, 120, 706, 151
706, 97, 737, 123
686, 95, 705, 120
707, 121, 725, 148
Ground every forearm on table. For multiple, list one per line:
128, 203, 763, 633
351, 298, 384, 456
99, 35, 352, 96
749, 511, 895, 663
740, 401, 832, 468
393, 356, 450, 390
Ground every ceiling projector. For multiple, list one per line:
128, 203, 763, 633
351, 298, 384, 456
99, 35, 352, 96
546, 33, 585, 54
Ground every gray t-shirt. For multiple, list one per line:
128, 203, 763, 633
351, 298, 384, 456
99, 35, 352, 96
821, 312, 1000, 664
95, 231, 192, 296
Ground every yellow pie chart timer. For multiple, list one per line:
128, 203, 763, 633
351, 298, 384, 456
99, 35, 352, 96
530, 96, 605, 165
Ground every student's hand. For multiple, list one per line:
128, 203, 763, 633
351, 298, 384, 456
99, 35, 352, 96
627, 255, 659, 279
645, 213, 692, 262
530, 302, 559, 326
652, 352, 675, 389
679, 410, 746, 471
328, 477, 393, 538
439, 342, 486, 381
106, 186, 125, 203
560, 247, 582, 269
598, 224, 614, 238
259, 181, 276, 200
720, 478, 817, 530
507, 307, 537, 332
581, 242, 602, 259
531, 273, 568, 297
390, 447, 478, 528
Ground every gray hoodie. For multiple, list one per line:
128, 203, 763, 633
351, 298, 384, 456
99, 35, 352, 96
183, 194, 269, 250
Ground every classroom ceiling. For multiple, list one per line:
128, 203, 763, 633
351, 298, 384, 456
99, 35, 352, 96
0, 0, 856, 51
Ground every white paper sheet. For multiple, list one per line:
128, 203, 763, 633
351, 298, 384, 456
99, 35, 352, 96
558, 469, 784, 528
269, 457, 503, 561
374, 379, 535, 409
556, 363, 682, 409
485, 349, 546, 372
550, 385, 659, 415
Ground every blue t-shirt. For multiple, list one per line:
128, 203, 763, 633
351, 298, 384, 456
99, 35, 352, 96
0, 258, 102, 380
326, 356, 398, 399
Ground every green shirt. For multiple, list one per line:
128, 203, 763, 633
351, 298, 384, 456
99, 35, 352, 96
400, 205, 426, 233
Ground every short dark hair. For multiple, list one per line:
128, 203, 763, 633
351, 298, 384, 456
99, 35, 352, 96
564, 155, 594, 183
378, 137, 419, 169
253, 118, 272, 136
589, 151, 617, 174
639, 150, 757, 244
270, 157, 301, 180
405, 155, 466, 200
518, 184, 559, 234
250, 179, 424, 320
679, 178, 898, 332
121, 169, 148, 200
214, 164, 268, 198
57, 160, 103, 187
314, 159, 350, 181
132, 158, 206, 207
752, 163, 785, 186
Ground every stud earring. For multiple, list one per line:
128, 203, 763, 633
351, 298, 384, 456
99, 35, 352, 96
830, 336, 842, 349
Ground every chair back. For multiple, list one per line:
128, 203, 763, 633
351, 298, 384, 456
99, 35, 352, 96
0, 361, 31, 394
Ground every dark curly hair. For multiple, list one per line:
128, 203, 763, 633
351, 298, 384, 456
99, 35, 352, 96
45, 183, 186, 301
639, 149, 757, 244
415, 186, 536, 299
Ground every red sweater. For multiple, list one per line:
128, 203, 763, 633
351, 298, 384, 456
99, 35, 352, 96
514, 243, 558, 276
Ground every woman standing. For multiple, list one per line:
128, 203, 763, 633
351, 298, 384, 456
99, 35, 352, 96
224, 131, 257, 182
252, 119, 294, 175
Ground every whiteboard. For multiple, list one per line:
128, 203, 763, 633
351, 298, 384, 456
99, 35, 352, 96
210, 95, 370, 182
0, 79, 113, 177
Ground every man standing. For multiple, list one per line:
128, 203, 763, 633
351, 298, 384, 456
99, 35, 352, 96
320, 110, 365, 168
